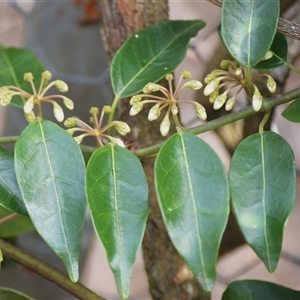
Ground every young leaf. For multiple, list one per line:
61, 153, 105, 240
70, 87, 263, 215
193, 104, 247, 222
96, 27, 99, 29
221, 0, 279, 67
282, 97, 300, 123
0, 287, 33, 300
0, 207, 34, 238
86, 144, 149, 299
111, 20, 205, 98
254, 33, 287, 70
222, 280, 300, 300
0, 45, 44, 108
15, 119, 86, 282
154, 132, 229, 292
229, 132, 295, 272
0, 146, 28, 216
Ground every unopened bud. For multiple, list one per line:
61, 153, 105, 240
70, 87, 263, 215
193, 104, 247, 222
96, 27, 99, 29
63, 97, 74, 110
143, 83, 161, 93
130, 95, 142, 105
160, 115, 170, 137
24, 72, 34, 82
42, 70, 52, 81
252, 87, 263, 111
235, 68, 242, 76
267, 76, 276, 93
204, 79, 219, 96
103, 105, 112, 114
165, 74, 174, 81
55, 80, 68, 92
109, 137, 125, 148
209, 90, 219, 104
182, 70, 191, 79
220, 60, 230, 69
213, 93, 227, 110
195, 103, 207, 120
204, 73, 216, 84
74, 135, 83, 144
186, 80, 203, 90
53, 103, 64, 122
24, 96, 35, 114
262, 51, 273, 61
148, 103, 161, 121
225, 96, 236, 111
24, 111, 36, 123
115, 121, 131, 136
129, 103, 144, 116
64, 117, 77, 128
90, 107, 99, 115
0, 87, 12, 106
171, 105, 179, 115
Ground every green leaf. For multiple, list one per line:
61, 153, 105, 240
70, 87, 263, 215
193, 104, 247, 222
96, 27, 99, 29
154, 132, 229, 291
254, 33, 287, 70
0, 288, 33, 300
111, 20, 205, 98
229, 132, 295, 272
282, 97, 300, 123
0, 248, 2, 268
14, 120, 86, 282
0, 146, 27, 216
0, 45, 45, 108
0, 207, 34, 238
221, 0, 279, 67
86, 144, 149, 299
222, 280, 300, 300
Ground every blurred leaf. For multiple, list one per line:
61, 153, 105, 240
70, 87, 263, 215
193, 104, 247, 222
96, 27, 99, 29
254, 33, 287, 70
282, 98, 300, 123
222, 280, 300, 299
0, 207, 33, 238
229, 132, 295, 272
221, 0, 279, 67
155, 132, 229, 291
111, 20, 205, 98
86, 144, 149, 299
0, 146, 27, 216
0, 45, 44, 107
0, 288, 33, 300
15, 120, 86, 282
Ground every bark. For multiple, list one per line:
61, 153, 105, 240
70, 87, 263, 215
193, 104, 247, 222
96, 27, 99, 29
98, 0, 209, 299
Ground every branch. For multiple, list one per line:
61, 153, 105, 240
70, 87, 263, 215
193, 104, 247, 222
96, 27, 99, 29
0, 239, 105, 300
207, 0, 300, 40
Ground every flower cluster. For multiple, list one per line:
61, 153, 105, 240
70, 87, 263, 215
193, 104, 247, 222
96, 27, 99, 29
64, 106, 130, 147
0, 71, 73, 123
129, 71, 206, 136
203, 58, 277, 112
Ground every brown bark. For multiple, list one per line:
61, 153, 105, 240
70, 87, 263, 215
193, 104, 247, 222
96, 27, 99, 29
98, 0, 209, 299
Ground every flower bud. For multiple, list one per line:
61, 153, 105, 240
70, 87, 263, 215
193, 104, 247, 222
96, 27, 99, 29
148, 103, 161, 121
186, 80, 203, 90
209, 90, 219, 104
115, 121, 131, 136
203, 79, 219, 96
129, 103, 143, 116
64, 117, 77, 128
90, 107, 99, 115
235, 68, 242, 76
24, 96, 35, 114
143, 83, 161, 93
24, 111, 36, 123
53, 103, 64, 122
109, 137, 125, 148
182, 70, 191, 79
225, 96, 236, 111
165, 74, 174, 81
220, 60, 230, 69
74, 135, 83, 144
0, 87, 12, 106
204, 73, 216, 84
55, 80, 68, 92
267, 76, 276, 93
24, 72, 34, 82
103, 105, 112, 114
171, 104, 179, 115
63, 97, 74, 110
130, 95, 142, 105
252, 87, 263, 111
213, 93, 227, 110
160, 115, 170, 136
195, 103, 207, 120
42, 70, 52, 81
262, 51, 273, 61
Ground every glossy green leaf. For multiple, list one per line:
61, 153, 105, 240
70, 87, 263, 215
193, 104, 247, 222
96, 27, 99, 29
86, 144, 149, 298
0, 146, 27, 216
0, 288, 33, 300
222, 280, 300, 300
0, 45, 44, 107
0, 207, 34, 238
229, 132, 295, 272
282, 98, 300, 123
111, 20, 205, 98
14, 120, 86, 282
154, 132, 229, 291
254, 33, 287, 70
221, 0, 279, 67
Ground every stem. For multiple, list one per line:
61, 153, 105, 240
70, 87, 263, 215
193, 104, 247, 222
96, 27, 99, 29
259, 110, 272, 134
0, 239, 105, 300
0, 213, 18, 225
272, 52, 300, 76
108, 95, 121, 124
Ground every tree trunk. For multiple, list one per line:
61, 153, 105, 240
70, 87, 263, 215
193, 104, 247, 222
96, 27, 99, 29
98, 1, 210, 299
